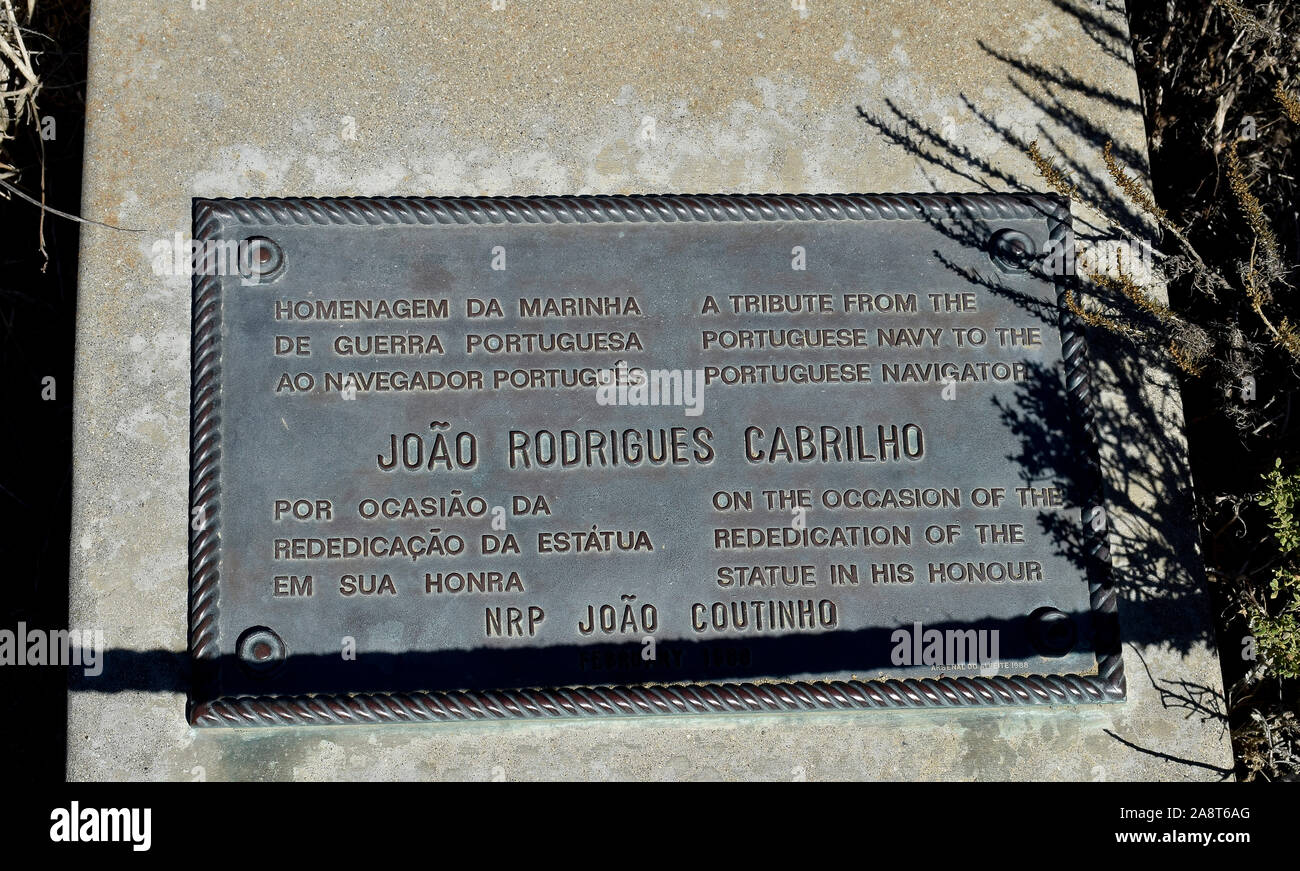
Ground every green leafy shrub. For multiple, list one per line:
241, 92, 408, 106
1254, 461, 1300, 679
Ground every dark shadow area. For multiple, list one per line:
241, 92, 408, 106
70, 603, 1094, 699
1125, 0, 1300, 782
0, 0, 90, 783
855, 0, 1230, 773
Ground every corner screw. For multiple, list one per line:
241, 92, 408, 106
1027, 607, 1077, 657
237, 626, 286, 675
988, 228, 1038, 273
239, 236, 285, 283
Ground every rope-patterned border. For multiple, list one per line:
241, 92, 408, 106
1052, 208, 1125, 698
192, 673, 1117, 727
196, 192, 1054, 228
189, 201, 224, 676
188, 193, 1124, 727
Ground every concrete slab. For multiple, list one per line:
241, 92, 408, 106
68, 0, 1232, 780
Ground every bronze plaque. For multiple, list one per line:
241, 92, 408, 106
188, 194, 1122, 727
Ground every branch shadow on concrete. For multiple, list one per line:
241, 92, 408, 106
854, 0, 1227, 773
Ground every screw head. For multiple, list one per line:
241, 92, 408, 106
239, 237, 285, 283
1027, 607, 1077, 657
237, 626, 286, 675
988, 228, 1038, 273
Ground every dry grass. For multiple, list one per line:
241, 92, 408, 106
1, 0, 45, 254
1032, 0, 1300, 780
1277, 82, 1300, 124
1101, 140, 1166, 222
1127, 0, 1300, 780
0, 1, 38, 183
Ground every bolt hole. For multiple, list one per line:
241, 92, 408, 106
988, 228, 1038, 273
1027, 606, 1077, 657
239, 237, 284, 282
236, 626, 285, 676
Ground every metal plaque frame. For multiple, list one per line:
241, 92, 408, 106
188, 193, 1124, 727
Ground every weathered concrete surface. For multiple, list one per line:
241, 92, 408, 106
69, 0, 1233, 780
